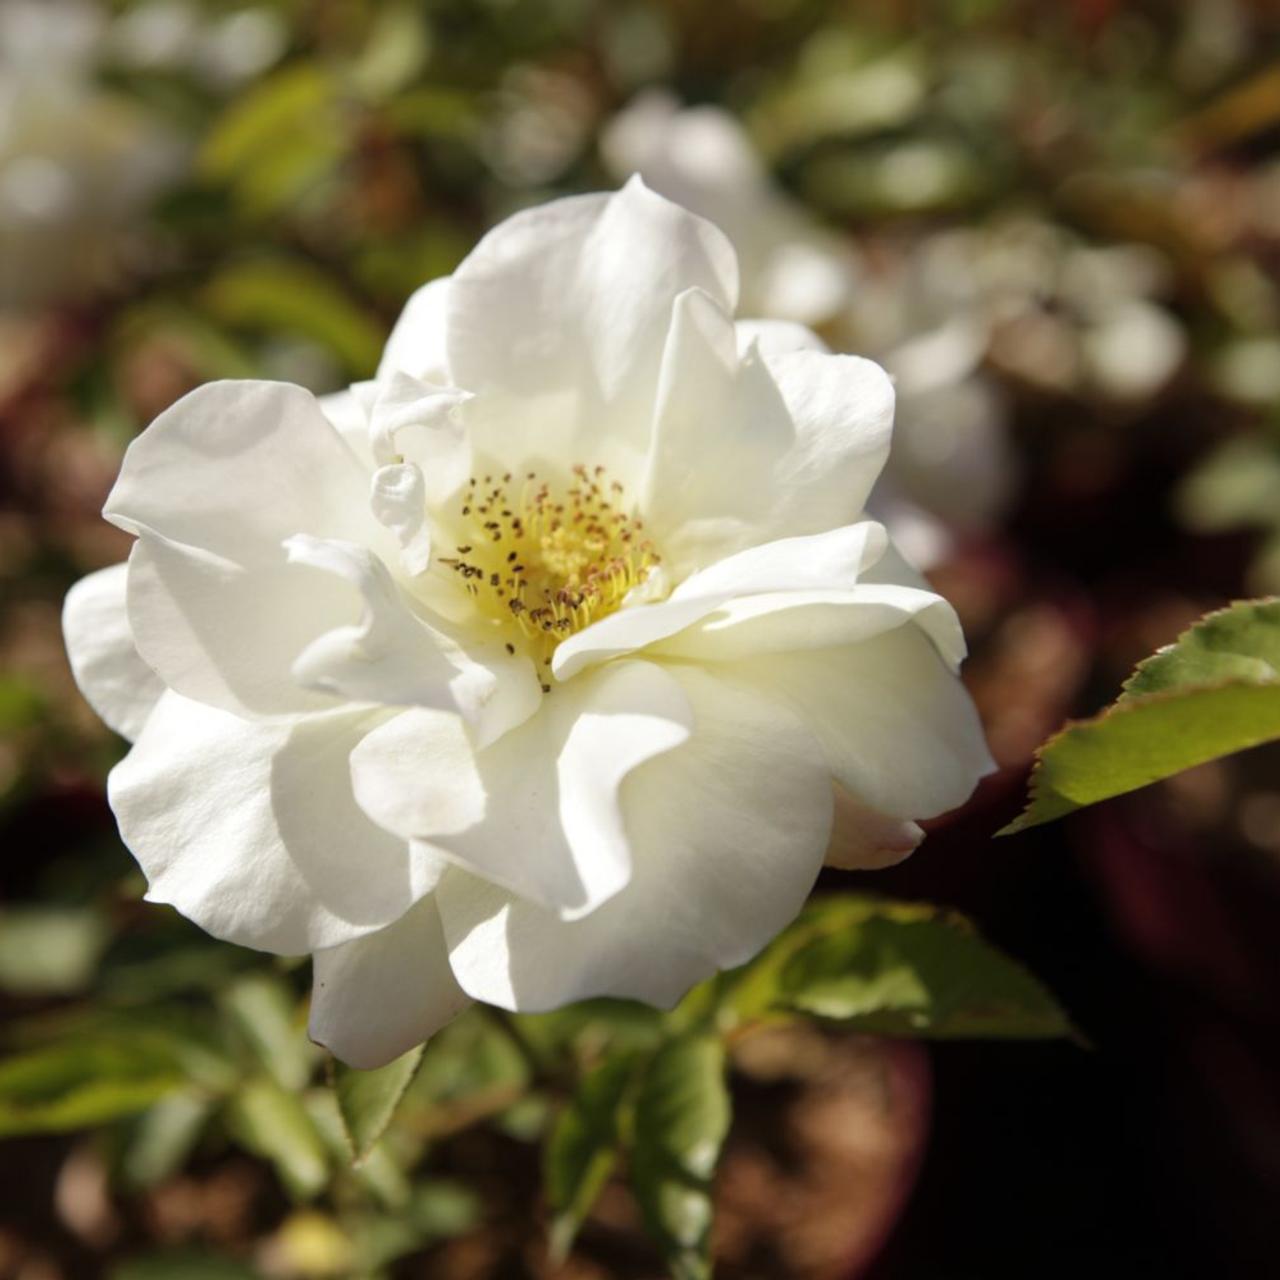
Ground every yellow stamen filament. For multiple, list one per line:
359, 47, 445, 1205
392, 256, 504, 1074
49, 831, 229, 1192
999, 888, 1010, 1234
438, 464, 660, 675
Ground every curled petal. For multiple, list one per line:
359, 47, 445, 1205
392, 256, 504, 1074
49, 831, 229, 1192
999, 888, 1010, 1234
653, 582, 966, 672
285, 535, 540, 746
438, 667, 831, 1010
370, 463, 433, 576
105, 380, 374, 562
367, 371, 471, 495
638, 288, 895, 570
732, 624, 995, 820
63, 562, 162, 741
352, 661, 691, 918
552, 521, 888, 680
445, 177, 738, 473
309, 895, 469, 1069
109, 694, 444, 954
825, 787, 925, 871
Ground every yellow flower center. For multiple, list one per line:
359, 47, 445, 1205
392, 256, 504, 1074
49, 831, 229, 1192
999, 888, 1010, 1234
439, 464, 661, 676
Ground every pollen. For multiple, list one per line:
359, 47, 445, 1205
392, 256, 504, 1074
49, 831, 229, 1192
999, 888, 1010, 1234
438, 464, 661, 666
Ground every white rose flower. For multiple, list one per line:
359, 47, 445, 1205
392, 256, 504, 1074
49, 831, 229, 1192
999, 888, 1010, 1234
63, 181, 993, 1068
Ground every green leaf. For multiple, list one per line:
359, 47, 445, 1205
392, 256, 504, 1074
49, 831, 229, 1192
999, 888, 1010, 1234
545, 1054, 639, 1263
305, 1088, 410, 1210
1003, 599, 1280, 833
225, 1078, 329, 1201
111, 1252, 260, 1280
631, 1036, 730, 1280
1123, 598, 1280, 693
0, 1039, 184, 1136
775, 898, 1070, 1038
400, 1009, 531, 1134
331, 1045, 424, 1164
200, 64, 347, 217
220, 973, 316, 1092
202, 258, 385, 376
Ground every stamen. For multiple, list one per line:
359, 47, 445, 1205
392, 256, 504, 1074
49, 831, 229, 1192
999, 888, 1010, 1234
437, 463, 662, 670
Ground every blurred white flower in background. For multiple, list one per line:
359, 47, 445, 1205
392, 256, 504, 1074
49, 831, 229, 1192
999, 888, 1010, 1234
64, 182, 993, 1067
110, 0, 287, 90
0, 0, 182, 311
977, 221, 1187, 402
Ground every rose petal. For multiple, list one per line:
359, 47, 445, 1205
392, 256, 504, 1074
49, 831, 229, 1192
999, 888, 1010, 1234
352, 661, 691, 918
438, 667, 831, 1009
105, 380, 375, 563
378, 277, 452, 384
445, 177, 738, 475
825, 787, 925, 870
62, 562, 163, 741
109, 694, 444, 954
551, 521, 887, 680
652, 582, 966, 671
732, 623, 995, 819
309, 895, 469, 1069
285, 535, 541, 747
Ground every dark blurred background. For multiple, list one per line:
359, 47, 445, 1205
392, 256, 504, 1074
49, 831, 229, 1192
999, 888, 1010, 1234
2, 1, 1280, 1277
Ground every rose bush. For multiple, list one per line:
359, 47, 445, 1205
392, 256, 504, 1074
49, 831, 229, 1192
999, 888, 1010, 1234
64, 179, 993, 1068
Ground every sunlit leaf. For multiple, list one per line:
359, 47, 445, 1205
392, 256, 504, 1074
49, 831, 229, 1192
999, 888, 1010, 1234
202, 258, 385, 377
0, 1039, 184, 1137
631, 1036, 730, 1280
776, 898, 1070, 1038
200, 64, 346, 217
1003, 599, 1280, 833
331, 1045, 424, 1163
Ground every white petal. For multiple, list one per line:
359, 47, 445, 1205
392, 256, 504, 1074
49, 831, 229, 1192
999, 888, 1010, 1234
732, 624, 995, 819
652, 582, 966, 671
348, 708, 486, 842
109, 694, 444, 954
285, 535, 541, 746
366, 371, 471, 499
352, 662, 691, 919
552, 521, 887, 680
735, 318, 829, 358
438, 667, 832, 1010
105, 380, 375, 562
370, 463, 433, 576
445, 178, 738, 471
825, 787, 924, 870
318, 388, 374, 468
377, 277, 452, 383
638, 291, 895, 570
761, 348, 895, 527
309, 895, 469, 1069
125, 535, 350, 717
63, 562, 163, 741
